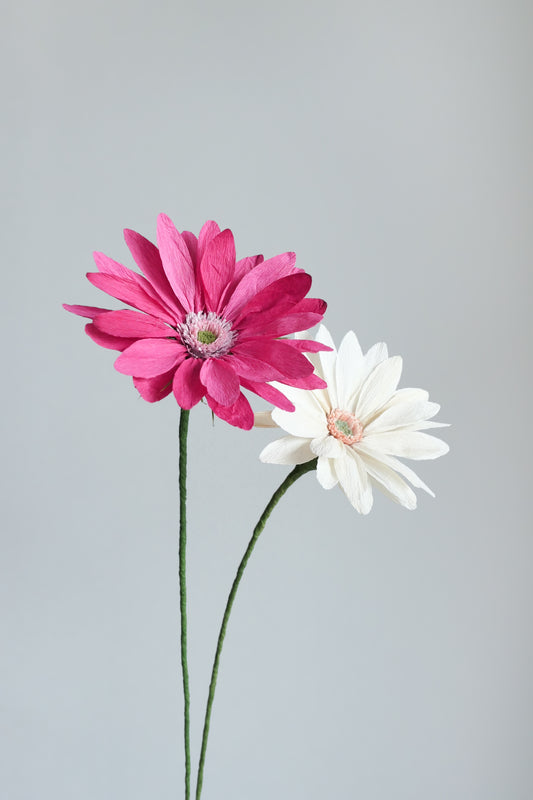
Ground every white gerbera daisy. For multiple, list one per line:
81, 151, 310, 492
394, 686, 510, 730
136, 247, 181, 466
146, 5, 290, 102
256, 326, 449, 514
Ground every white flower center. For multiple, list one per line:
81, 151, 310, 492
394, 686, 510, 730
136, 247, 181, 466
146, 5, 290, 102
178, 311, 236, 358
326, 408, 363, 445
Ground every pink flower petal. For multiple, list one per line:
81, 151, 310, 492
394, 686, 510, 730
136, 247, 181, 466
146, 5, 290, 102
93, 309, 173, 338
222, 252, 299, 321
133, 369, 175, 403
199, 229, 236, 312
85, 323, 136, 351
123, 229, 183, 316
115, 339, 186, 377
224, 352, 281, 383
281, 372, 327, 390
281, 338, 333, 353
172, 357, 206, 409
87, 272, 176, 324
199, 358, 240, 407
157, 214, 196, 311
240, 379, 295, 412
256, 312, 326, 338
234, 272, 312, 326
197, 220, 221, 266
63, 303, 110, 319
207, 392, 254, 430
234, 339, 314, 379
181, 231, 198, 265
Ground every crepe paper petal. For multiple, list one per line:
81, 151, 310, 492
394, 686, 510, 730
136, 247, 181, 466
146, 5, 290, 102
123, 228, 182, 315
259, 436, 315, 465
200, 358, 240, 407
85, 323, 136, 351
199, 229, 236, 312
172, 357, 206, 409
87, 272, 177, 324
239, 379, 295, 413
157, 214, 197, 311
207, 392, 254, 430
115, 339, 186, 378
316, 456, 338, 490
93, 309, 173, 339
63, 303, 110, 319
133, 369, 175, 403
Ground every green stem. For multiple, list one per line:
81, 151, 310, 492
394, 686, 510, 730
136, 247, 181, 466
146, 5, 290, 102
195, 458, 317, 800
179, 408, 191, 800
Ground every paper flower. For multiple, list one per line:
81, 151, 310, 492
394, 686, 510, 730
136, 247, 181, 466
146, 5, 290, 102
257, 326, 449, 512
64, 215, 329, 429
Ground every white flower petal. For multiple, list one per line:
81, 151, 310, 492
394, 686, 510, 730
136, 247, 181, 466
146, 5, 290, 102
344, 341, 389, 411
356, 442, 435, 497
253, 410, 278, 428
357, 449, 417, 509
310, 434, 345, 459
316, 456, 338, 489
335, 449, 373, 514
356, 356, 403, 424
364, 401, 441, 434
271, 380, 326, 420
335, 330, 365, 408
272, 404, 326, 439
363, 430, 450, 460
316, 325, 338, 408
260, 436, 315, 465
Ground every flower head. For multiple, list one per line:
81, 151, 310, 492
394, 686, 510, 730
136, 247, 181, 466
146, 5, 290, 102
257, 326, 449, 513
64, 215, 329, 429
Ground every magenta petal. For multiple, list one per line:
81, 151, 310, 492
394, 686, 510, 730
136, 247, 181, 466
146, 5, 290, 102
87, 272, 176, 323
255, 312, 326, 338
283, 372, 327, 390
85, 323, 136, 351
133, 370, 175, 403
156, 214, 196, 311
199, 358, 240, 407
93, 309, 173, 338
123, 229, 182, 315
223, 352, 280, 383
222, 251, 299, 320
234, 273, 312, 326
207, 392, 254, 430
240, 379, 295, 412
199, 229, 236, 312
233, 254, 263, 285
234, 339, 314, 379
172, 357, 206, 409
282, 338, 333, 353
181, 231, 198, 266
197, 220, 221, 266
63, 303, 110, 319
115, 339, 186, 377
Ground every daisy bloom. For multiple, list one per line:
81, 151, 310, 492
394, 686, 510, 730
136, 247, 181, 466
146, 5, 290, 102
257, 326, 449, 513
64, 214, 329, 429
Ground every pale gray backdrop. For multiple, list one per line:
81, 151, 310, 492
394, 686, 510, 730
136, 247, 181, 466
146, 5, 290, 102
2, 1, 532, 798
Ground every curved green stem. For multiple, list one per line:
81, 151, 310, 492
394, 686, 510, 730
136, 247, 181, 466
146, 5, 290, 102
179, 408, 191, 800
195, 458, 317, 800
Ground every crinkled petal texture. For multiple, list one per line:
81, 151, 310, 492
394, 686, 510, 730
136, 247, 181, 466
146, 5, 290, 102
63, 215, 328, 429
259, 325, 449, 513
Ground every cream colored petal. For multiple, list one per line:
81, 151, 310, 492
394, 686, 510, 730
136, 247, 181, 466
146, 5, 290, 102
335, 449, 373, 514
335, 330, 366, 408
253, 410, 278, 428
357, 449, 417, 509
344, 341, 389, 411
356, 356, 403, 424
259, 436, 315, 465
271, 380, 326, 419
362, 430, 449, 460
315, 325, 338, 408
356, 442, 435, 497
272, 404, 327, 439
364, 401, 441, 434
316, 456, 338, 489
310, 434, 345, 459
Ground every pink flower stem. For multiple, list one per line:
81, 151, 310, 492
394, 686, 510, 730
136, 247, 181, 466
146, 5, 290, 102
194, 458, 318, 800
179, 408, 191, 800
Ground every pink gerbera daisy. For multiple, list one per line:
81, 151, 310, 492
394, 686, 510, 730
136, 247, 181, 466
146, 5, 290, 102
64, 214, 329, 429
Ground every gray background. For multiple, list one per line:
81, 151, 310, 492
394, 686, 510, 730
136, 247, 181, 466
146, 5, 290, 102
2, 1, 532, 798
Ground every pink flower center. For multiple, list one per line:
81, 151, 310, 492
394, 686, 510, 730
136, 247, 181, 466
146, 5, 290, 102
326, 408, 364, 445
178, 311, 236, 359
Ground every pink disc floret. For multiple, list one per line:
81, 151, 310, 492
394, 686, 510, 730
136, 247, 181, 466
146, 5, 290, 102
326, 408, 364, 445
178, 311, 236, 359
